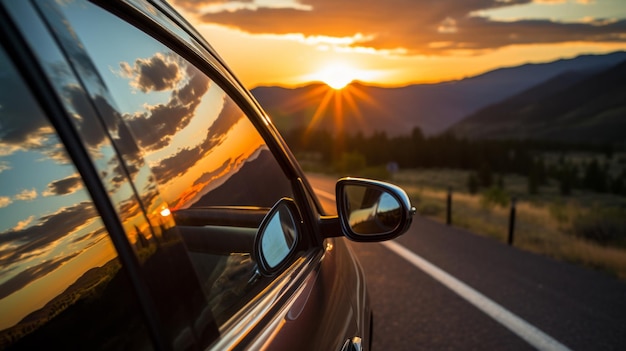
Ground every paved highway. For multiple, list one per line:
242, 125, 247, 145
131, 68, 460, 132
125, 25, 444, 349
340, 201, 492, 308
308, 174, 626, 350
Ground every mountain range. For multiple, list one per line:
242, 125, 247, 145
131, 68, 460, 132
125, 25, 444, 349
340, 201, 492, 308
448, 59, 626, 143
252, 51, 626, 141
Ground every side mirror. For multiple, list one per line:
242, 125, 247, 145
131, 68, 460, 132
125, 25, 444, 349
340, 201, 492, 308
254, 198, 300, 276
336, 178, 415, 242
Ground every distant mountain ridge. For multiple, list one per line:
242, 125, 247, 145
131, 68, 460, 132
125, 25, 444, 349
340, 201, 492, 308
192, 149, 293, 208
252, 51, 626, 136
448, 59, 626, 143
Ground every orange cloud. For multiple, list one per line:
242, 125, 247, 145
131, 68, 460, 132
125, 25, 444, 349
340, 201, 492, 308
14, 189, 37, 201
0, 196, 11, 209
174, 0, 626, 54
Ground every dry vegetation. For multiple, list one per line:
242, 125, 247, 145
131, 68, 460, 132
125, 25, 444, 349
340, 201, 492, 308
392, 169, 626, 279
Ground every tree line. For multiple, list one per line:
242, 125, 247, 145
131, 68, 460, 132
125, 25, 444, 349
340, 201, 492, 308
283, 127, 626, 197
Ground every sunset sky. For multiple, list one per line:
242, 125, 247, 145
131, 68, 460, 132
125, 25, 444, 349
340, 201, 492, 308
169, 0, 626, 89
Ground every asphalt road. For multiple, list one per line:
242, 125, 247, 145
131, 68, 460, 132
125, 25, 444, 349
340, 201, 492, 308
307, 174, 626, 351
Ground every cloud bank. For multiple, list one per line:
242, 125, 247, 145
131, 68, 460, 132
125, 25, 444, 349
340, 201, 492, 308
174, 0, 626, 54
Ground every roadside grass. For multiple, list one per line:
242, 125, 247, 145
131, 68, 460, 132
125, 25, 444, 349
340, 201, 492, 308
392, 169, 626, 280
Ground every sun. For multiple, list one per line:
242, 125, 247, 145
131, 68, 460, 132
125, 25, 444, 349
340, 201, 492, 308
316, 63, 360, 90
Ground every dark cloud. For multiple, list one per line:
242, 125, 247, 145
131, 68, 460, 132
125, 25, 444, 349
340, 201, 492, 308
174, 65, 212, 105
193, 157, 232, 186
138, 182, 162, 214
171, 0, 253, 12
108, 155, 142, 192
121, 53, 182, 93
71, 226, 108, 245
116, 53, 245, 191
123, 61, 211, 151
86, 94, 151, 193
152, 144, 205, 183
38, 0, 102, 81
45, 175, 83, 196
204, 97, 244, 139
64, 84, 109, 149
0, 56, 54, 151
174, 0, 626, 54
0, 7, 112, 156
116, 197, 143, 223
0, 202, 98, 266
151, 97, 244, 185
0, 253, 79, 300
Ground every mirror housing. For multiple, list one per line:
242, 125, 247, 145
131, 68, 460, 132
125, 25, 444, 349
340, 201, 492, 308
336, 178, 415, 242
253, 198, 300, 276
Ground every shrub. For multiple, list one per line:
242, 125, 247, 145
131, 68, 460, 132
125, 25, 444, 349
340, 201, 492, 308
418, 202, 443, 217
480, 186, 509, 209
528, 172, 539, 194
478, 162, 493, 187
549, 203, 569, 225
467, 173, 479, 194
570, 207, 626, 247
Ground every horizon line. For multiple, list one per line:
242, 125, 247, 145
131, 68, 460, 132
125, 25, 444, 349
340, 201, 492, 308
248, 50, 626, 90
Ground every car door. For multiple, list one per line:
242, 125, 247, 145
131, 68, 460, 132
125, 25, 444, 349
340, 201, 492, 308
5, 0, 372, 350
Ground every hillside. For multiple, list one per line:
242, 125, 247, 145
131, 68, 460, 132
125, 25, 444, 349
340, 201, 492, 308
252, 51, 626, 136
449, 59, 626, 143
192, 149, 293, 208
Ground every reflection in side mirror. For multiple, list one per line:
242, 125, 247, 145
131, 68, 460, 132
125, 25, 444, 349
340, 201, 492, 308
261, 206, 296, 267
344, 186, 402, 235
254, 198, 299, 275
337, 178, 415, 242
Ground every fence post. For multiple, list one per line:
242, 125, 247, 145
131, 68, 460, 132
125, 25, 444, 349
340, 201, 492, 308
508, 197, 517, 245
446, 187, 452, 225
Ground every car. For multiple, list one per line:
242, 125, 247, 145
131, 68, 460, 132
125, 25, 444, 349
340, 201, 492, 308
0, 0, 414, 350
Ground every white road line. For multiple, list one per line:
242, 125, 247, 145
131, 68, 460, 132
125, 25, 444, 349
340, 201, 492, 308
381, 240, 572, 351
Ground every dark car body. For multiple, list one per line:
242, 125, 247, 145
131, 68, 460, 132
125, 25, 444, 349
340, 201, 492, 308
0, 1, 413, 350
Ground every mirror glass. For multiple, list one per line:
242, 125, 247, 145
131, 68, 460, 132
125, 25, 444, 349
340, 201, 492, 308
260, 203, 297, 268
344, 185, 402, 235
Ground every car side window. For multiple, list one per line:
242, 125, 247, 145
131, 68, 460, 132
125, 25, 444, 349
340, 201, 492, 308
0, 43, 152, 350
45, 0, 296, 325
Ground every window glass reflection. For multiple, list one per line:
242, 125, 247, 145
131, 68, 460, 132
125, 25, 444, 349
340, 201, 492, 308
52, 0, 292, 211
50, 0, 294, 325
11, 0, 166, 260
30, 1, 218, 344
0, 44, 151, 349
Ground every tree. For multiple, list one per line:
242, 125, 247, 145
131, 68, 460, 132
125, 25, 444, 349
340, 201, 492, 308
478, 162, 493, 188
559, 166, 573, 196
610, 169, 626, 196
534, 157, 548, 185
467, 173, 479, 194
583, 159, 607, 193
528, 171, 539, 194
496, 174, 505, 189
411, 126, 425, 144
603, 144, 614, 160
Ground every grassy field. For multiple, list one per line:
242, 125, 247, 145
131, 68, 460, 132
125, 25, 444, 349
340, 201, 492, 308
391, 168, 626, 280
